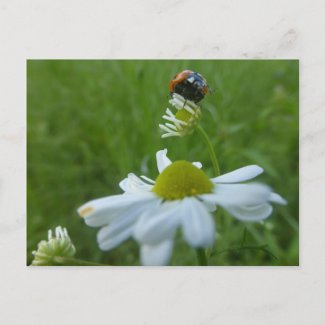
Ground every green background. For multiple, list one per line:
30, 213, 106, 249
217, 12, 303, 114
27, 60, 299, 266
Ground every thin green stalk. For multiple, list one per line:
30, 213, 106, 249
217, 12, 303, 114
196, 125, 220, 176
196, 248, 208, 266
195, 125, 221, 265
53, 256, 108, 266
210, 244, 278, 260
240, 227, 248, 248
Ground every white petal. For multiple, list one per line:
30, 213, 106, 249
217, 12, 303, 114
140, 175, 155, 184
224, 203, 273, 222
97, 214, 135, 244
140, 240, 174, 266
133, 201, 181, 245
211, 165, 263, 183
97, 198, 159, 250
156, 149, 172, 173
192, 162, 202, 169
269, 192, 287, 205
202, 200, 217, 212
119, 173, 153, 193
200, 183, 272, 207
78, 192, 156, 227
97, 225, 134, 251
180, 198, 216, 248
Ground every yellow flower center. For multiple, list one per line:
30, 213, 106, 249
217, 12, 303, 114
152, 160, 214, 200
175, 109, 193, 123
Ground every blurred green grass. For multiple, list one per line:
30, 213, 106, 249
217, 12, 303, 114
27, 60, 299, 266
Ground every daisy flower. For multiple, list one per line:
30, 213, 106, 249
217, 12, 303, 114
77, 149, 286, 266
159, 93, 201, 138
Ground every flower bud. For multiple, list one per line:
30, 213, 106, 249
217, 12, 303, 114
159, 94, 201, 138
31, 226, 76, 266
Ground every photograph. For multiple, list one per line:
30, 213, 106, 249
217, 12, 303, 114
27, 60, 299, 266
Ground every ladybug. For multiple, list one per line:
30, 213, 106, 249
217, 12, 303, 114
169, 70, 209, 103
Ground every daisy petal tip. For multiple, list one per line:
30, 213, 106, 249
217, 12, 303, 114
192, 161, 203, 169
119, 179, 127, 191
226, 204, 273, 222
270, 193, 287, 205
140, 240, 173, 266
156, 148, 167, 156
253, 164, 264, 174
244, 165, 264, 178
77, 205, 94, 218
156, 148, 172, 173
211, 164, 265, 184
97, 240, 109, 252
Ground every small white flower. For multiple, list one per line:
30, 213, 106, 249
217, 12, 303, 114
78, 149, 286, 266
159, 94, 201, 138
31, 226, 76, 266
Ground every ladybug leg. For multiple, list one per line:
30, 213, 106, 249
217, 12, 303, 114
183, 99, 187, 109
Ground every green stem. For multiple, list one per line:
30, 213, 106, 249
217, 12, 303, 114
195, 125, 221, 266
53, 256, 108, 266
196, 125, 221, 176
210, 244, 278, 260
196, 248, 208, 266
240, 227, 248, 248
